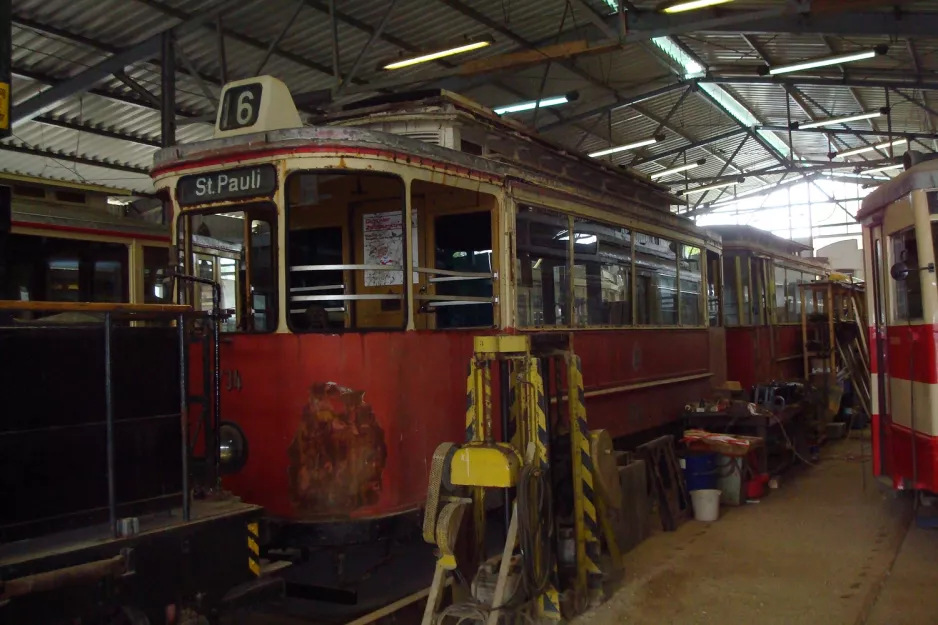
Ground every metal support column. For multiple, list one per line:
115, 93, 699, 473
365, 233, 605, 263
104, 312, 117, 537
161, 30, 176, 148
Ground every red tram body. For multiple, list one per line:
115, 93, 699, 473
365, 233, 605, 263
152, 78, 726, 575
710, 226, 830, 392
860, 160, 938, 492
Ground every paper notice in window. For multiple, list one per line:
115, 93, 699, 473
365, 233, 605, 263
362, 211, 418, 287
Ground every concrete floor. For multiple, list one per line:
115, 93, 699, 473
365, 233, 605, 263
576, 436, 934, 625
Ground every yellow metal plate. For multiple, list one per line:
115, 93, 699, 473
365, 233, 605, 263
449, 444, 521, 488
474, 335, 529, 355
0, 82, 9, 130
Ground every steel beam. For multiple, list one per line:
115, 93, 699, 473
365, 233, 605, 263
14, 67, 202, 121
13, 15, 220, 93
699, 75, 938, 92
32, 116, 161, 148
538, 81, 689, 133
0, 143, 148, 174
161, 31, 176, 148
626, 9, 938, 37
759, 124, 938, 141
631, 128, 749, 166
12, 1, 236, 125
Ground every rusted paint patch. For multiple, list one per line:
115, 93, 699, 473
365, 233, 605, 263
288, 382, 387, 515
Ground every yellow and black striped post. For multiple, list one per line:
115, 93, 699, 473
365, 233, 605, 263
247, 521, 260, 577
521, 357, 562, 620
568, 354, 603, 606
465, 357, 486, 565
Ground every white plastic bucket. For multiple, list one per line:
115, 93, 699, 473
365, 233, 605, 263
690, 489, 721, 522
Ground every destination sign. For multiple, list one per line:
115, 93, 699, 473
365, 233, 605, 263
177, 165, 277, 206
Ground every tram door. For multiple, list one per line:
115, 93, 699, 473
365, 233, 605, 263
869, 224, 890, 472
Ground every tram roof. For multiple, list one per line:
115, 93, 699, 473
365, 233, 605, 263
706, 224, 813, 257
858, 159, 938, 221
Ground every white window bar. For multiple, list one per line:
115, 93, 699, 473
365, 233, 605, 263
289, 284, 346, 293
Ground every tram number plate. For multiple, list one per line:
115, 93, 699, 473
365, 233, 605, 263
219, 83, 262, 131
177, 165, 277, 206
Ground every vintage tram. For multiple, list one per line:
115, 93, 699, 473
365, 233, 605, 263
151, 76, 726, 601
859, 155, 938, 493
1, 178, 170, 307
709, 225, 831, 392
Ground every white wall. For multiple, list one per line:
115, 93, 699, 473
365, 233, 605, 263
817, 238, 864, 281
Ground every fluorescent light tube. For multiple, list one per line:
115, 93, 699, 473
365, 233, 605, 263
650, 159, 707, 179
764, 46, 887, 76
662, 0, 733, 13
797, 110, 883, 130
836, 138, 906, 158
383, 38, 493, 70
589, 135, 664, 158
494, 92, 578, 115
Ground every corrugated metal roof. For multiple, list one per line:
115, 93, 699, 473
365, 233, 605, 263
3, 0, 938, 205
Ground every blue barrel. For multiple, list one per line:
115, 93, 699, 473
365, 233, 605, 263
684, 453, 718, 491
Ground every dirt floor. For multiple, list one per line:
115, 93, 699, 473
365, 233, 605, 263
575, 436, 925, 625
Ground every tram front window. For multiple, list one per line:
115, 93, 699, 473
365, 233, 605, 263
286, 172, 407, 331
186, 207, 276, 332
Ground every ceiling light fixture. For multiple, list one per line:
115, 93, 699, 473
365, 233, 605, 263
836, 138, 907, 159
676, 177, 744, 196
494, 92, 579, 115
661, 0, 734, 13
759, 45, 888, 76
650, 159, 707, 179
382, 36, 494, 70
589, 134, 666, 158
794, 109, 887, 130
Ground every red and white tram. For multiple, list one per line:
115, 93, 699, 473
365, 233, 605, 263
151, 75, 726, 594
860, 156, 938, 492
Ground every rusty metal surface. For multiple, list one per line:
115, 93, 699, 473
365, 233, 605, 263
288, 382, 388, 516
0, 554, 126, 601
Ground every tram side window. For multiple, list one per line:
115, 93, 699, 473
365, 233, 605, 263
635, 234, 677, 326
680, 245, 702, 326
143, 246, 170, 304
287, 172, 406, 331
774, 265, 787, 323
516, 206, 571, 327
188, 207, 277, 333
786, 268, 803, 320
892, 228, 923, 320
1, 234, 128, 308
723, 255, 740, 326
413, 180, 497, 330
571, 218, 631, 326
706, 250, 721, 326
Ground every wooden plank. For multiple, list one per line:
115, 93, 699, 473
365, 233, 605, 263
459, 40, 619, 75
0, 300, 191, 313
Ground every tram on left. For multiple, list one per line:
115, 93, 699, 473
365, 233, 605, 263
0, 181, 282, 624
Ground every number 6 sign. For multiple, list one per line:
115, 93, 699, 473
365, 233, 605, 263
219, 83, 262, 131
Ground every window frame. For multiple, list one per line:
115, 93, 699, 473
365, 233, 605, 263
283, 169, 409, 334
512, 201, 708, 330
176, 202, 279, 334
890, 225, 925, 322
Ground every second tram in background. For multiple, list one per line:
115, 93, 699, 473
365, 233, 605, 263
151, 76, 725, 603
0, 178, 170, 306
711, 225, 831, 391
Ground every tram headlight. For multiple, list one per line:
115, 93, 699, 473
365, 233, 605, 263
219, 421, 248, 473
